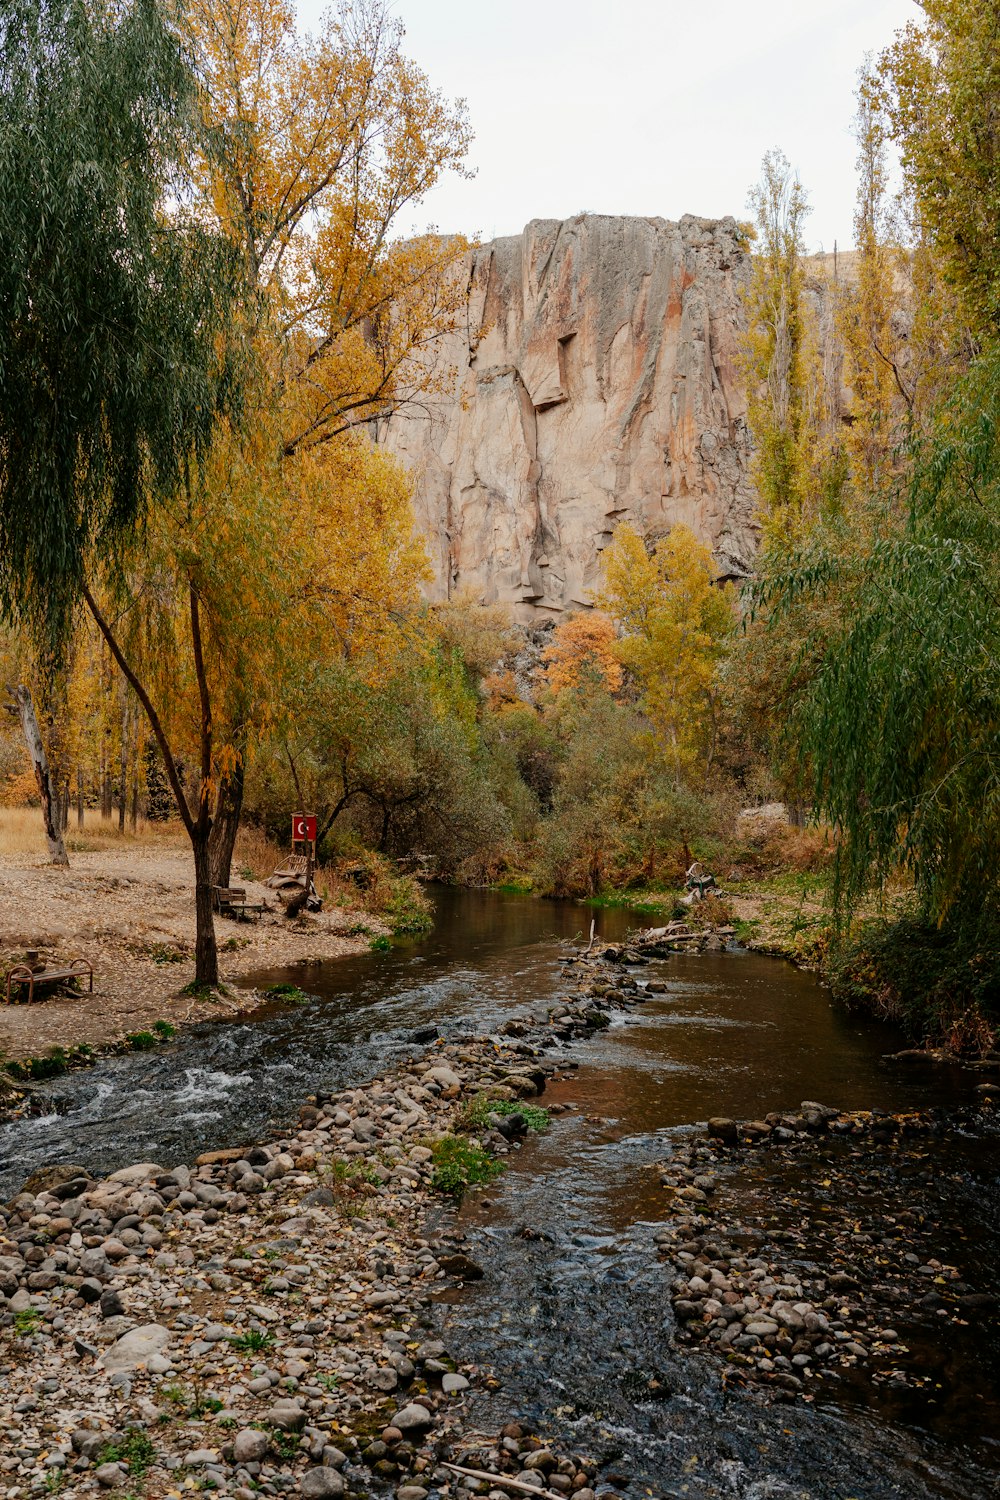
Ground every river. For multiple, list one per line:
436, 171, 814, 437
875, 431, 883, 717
1, 887, 997, 1498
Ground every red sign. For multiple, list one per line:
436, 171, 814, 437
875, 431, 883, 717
291, 813, 317, 843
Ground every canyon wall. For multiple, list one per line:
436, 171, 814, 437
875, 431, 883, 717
376, 213, 759, 618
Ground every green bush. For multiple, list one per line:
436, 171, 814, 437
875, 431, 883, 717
263, 983, 310, 1004
827, 912, 1000, 1051
95, 1431, 156, 1478
458, 1093, 550, 1133
126, 1031, 158, 1051
429, 1135, 504, 1198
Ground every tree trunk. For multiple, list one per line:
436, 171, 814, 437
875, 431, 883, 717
118, 698, 129, 833
208, 758, 245, 888
60, 779, 70, 831
101, 741, 113, 819
77, 767, 85, 829
14, 685, 69, 866
193, 829, 219, 987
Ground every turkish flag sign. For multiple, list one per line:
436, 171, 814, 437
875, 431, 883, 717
291, 813, 317, 843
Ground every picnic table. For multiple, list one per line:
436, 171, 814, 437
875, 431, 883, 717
5, 957, 94, 1005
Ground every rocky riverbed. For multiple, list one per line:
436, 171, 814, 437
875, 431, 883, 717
0, 946, 660, 1500
2, 933, 997, 1500
656, 1100, 999, 1401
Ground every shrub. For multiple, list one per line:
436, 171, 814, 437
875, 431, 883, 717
457, 1093, 550, 1133
429, 1135, 504, 1198
826, 912, 1000, 1052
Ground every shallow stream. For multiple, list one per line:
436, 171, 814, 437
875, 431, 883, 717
1, 888, 997, 1497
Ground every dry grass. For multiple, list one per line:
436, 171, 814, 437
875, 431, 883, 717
0, 805, 186, 857
232, 823, 287, 882
727, 814, 835, 879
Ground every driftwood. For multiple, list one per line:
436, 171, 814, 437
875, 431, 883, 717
441, 1463, 566, 1500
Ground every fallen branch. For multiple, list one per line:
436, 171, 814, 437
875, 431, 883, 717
441, 1462, 565, 1500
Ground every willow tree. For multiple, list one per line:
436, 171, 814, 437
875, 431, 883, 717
0, 0, 246, 978
757, 349, 1000, 940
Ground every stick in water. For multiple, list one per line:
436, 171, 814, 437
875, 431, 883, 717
441, 1463, 567, 1500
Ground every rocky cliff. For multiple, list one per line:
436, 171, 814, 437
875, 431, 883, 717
376, 214, 758, 618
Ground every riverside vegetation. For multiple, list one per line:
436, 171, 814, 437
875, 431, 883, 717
3, 5, 1000, 1500
3, 0, 1000, 1053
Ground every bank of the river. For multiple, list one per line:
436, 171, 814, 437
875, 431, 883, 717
0, 846, 392, 1077
4, 888, 998, 1499
0, 950, 654, 1500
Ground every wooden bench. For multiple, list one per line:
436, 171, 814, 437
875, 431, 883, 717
5, 958, 94, 1006
212, 886, 267, 922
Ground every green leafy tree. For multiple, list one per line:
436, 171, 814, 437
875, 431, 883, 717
878, 1, 1000, 343
0, 0, 247, 980
756, 350, 1000, 940
738, 150, 843, 536
0, 0, 242, 649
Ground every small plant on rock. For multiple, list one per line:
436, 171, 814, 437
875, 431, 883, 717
14, 1308, 41, 1336
96, 1430, 156, 1478
458, 1093, 550, 1133
126, 1030, 158, 1050
263, 982, 310, 1003
230, 1329, 274, 1353
429, 1135, 504, 1198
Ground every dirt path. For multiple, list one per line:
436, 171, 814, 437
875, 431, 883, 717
0, 841, 377, 1062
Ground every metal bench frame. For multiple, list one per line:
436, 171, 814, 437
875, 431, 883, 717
5, 958, 94, 1005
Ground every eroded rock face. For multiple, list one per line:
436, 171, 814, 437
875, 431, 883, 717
378, 213, 758, 618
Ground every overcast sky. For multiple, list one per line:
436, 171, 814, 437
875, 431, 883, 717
296, 0, 919, 252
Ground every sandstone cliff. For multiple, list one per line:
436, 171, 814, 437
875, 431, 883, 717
376, 214, 758, 618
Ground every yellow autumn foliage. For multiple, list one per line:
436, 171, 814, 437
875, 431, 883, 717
541, 612, 622, 697
595, 524, 734, 777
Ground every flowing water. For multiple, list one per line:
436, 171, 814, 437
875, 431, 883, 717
1, 888, 997, 1498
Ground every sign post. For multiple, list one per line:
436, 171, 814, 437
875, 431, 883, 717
291, 814, 318, 911
291, 813, 317, 846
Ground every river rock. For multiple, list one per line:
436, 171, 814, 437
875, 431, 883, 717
106, 1162, 164, 1187
426, 1066, 462, 1092
300, 1469, 345, 1498
18, 1163, 90, 1198
394, 1403, 434, 1431
438, 1252, 484, 1281
100, 1324, 171, 1371
264, 1402, 306, 1431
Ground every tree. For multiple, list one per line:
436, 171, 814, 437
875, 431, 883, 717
877, 1, 1000, 343
541, 613, 623, 697
756, 348, 1000, 936
174, 0, 474, 879
836, 62, 911, 489
187, 0, 473, 452
0, 0, 242, 651
595, 524, 734, 778
738, 150, 844, 538
0, 1, 247, 947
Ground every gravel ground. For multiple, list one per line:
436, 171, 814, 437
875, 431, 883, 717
0, 952, 646, 1500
